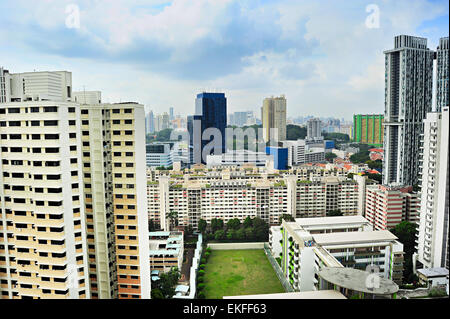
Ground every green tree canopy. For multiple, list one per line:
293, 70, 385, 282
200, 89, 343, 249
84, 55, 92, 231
198, 219, 207, 233
243, 216, 253, 228
226, 218, 241, 230
211, 218, 224, 233
325, 152, 337, 162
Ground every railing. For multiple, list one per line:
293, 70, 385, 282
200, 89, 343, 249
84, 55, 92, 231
263, 243, 294, 293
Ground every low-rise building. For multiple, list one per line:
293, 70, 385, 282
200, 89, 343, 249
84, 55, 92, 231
273, 216, 404, 292
416, 267, 449, 288
149, 231, 184, 273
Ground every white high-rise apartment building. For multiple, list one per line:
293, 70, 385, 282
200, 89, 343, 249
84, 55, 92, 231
436, 37, 449, 112
261, 95, 287, 143
147, 167, 359, 230
0, 68, 73, 103
416, 107, 449, 270
0, 101, 90, 299
382, 35, 434, 186
283, 140, 325, 166
0, 68, 151, 299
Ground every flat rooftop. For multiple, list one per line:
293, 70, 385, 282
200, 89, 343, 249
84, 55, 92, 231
223, 290, 346, 299
417, 267, 449, 278
294, 215, 369, 227
313, 230, 398, 246
319, 267, 399, 295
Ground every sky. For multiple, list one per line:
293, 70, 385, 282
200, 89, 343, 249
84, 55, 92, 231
0, 0, 448, 120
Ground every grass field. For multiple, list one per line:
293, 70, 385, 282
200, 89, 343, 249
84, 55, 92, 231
203, 249, 284, 299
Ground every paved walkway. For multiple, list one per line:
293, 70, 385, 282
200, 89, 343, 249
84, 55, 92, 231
180, 248, 194, 284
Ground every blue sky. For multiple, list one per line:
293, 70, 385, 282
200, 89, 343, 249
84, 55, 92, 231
0, 0, 448, 119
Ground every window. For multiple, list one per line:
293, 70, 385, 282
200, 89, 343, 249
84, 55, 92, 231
44, 106, 58, 113
44, 120, 58, 126
8, 108, 20, 114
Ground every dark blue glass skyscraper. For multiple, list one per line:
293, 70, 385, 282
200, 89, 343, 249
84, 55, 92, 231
188, 92, 227, 164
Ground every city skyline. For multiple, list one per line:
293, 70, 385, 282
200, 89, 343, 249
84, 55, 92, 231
0, 0, 448, 119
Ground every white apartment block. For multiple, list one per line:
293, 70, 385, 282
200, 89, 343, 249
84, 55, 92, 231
0, 101, 90, 299
147, 167, 359, 230
275, 217, 404, 291
283, 140, 325, 166
0, 68, 73, 103
416, 107, 449, 270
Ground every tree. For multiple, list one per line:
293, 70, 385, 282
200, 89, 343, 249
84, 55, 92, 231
198, 219, 207, 234
252, 217, 269, 241
350, 150, 370, 164
326, 210, 343, 217
243, 216, 253, 228
226, 218, 241, 230
244, 227, 254, 240
236, 228, 246, 240
156, 267, 180, 298
366, 159, 382, 170
211, 218, 224, 233
151, 288, 164, 299
167, 210, 178, 231
286, 125, 307, 140
391, 221, 417, 283
214, 229, 225, 240
325, 152, 337, 162
279, 214, 295, 223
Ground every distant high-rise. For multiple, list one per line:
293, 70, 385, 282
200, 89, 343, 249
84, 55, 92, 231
232, 111, 248, 127
188, 93, 227, 164
306, 118, 322, 140
169, 107, 174, 121
160, 112, 170, 130
416, 107, 449, 270
436, 37, 449, 112
261, 95, 287, 143
353, 114, 384, 147
382, 35, 434, 186
147, 111, 154, 134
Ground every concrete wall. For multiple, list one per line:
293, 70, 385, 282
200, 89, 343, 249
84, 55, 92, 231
207, 242, 265, 250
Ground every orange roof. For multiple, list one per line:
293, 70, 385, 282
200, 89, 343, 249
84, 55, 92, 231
369, 148, 383, 153
343, 164, 352, 171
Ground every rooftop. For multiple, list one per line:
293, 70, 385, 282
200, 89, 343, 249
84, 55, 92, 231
313, 230, 398, 246
417, 267, 449, 278
294, 215, 369, 227
318, 267, 399, 295
223, 290, 346, 299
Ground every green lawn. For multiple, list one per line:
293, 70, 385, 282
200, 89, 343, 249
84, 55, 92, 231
203, 249, 284, 299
